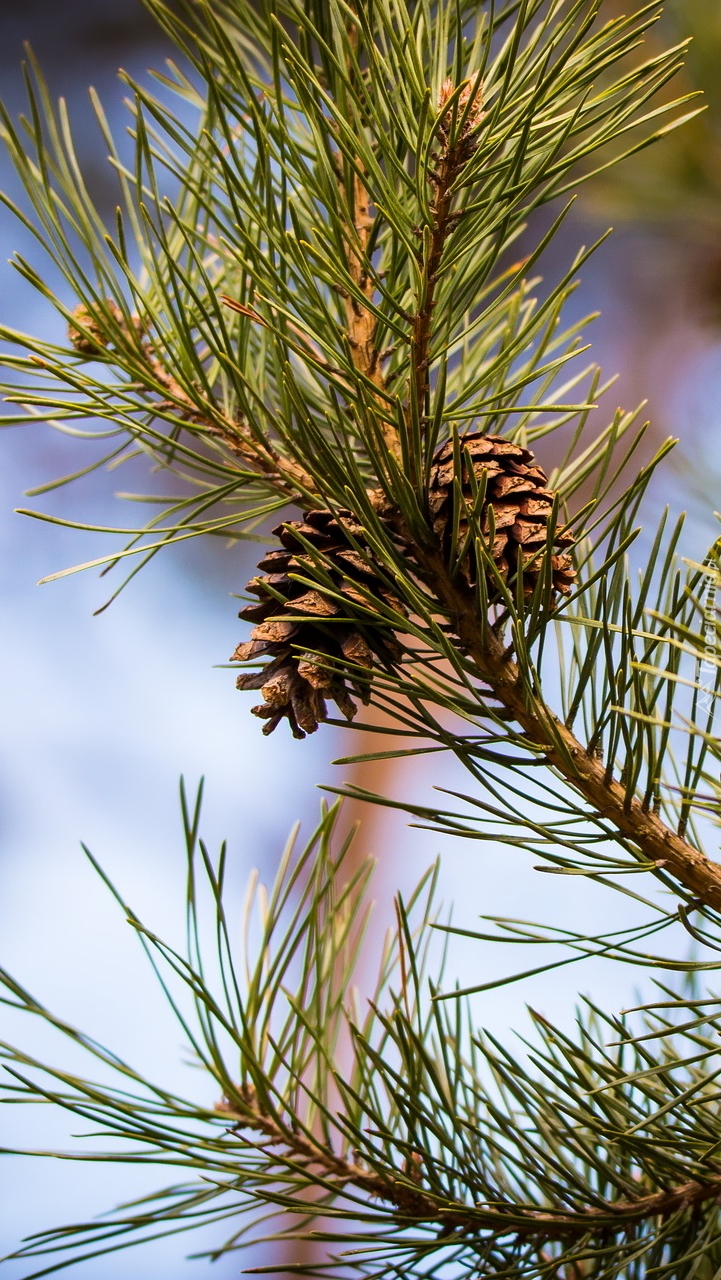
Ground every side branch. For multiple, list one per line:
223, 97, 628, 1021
340, 168, 401, 462
338, 14, 400, 462
142, 347, 318, 502
410, 81, 484, 440
219, 1089, 721, 1242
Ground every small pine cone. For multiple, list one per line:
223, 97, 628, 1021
68, 301, 123, 356
437, 76, 484, 158
231, 510, 404, 739
428, 433, 575, 601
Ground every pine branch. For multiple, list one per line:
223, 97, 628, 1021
220, 1084, 721, 1243
410, 78, 485, 447
217, 1085, 435, 1216
143, 350, 318, 502
3, 5, 721, 1273
8, 0, 712, 896
6, 795, 721, 1277
6, 0, 711, 903
337, 9, 400, 463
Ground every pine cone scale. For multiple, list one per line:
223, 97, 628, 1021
482, 505, 519, 531
232, 638, 276, 661
238, 600, 277, 623
493, 474, 536, 498
287, 591, 338, 618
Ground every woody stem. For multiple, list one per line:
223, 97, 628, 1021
410, 145, 463, 439
226, 1094, 721, 1243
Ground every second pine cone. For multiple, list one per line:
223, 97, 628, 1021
428, 433, 575, 600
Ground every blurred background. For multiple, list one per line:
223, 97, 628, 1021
1, 1, 720, 1275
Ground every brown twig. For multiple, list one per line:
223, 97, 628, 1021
342, 172, 385, 393
337, 14, 401, 464
409, 79, 484, 440
70, 300, 318, 500
218, 1089, 721, 1243
340, 171, 402, 463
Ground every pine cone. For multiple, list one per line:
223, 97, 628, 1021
231, 510, 404, 739
437, 77, 484, 160
68, 301, 123, 356
428, 433, 575, 600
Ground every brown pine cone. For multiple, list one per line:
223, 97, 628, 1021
231, 510, 404, 739
428, 433, 575, 600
